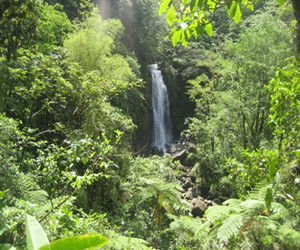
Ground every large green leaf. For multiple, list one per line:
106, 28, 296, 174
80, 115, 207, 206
39, 234, 108, 250
25, 214, 50, 250
171, 29, 183, 47
204, 22, 213, 37
159, 0, 172, 15
277, 0, 285, 7
233, 3, 242, 24
166, 5, 176, 26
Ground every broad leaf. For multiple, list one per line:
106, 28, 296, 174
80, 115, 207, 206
190, 0, 199, 11
171, 29, 182, 47
166, 5, 176, 26
159, 0, 172, 15
204, 22, 213, 37
0, 190, 8, 199
227, 1, 237, 18
265, 188, 273, 210
277, 0, 285, 7
39, 234, 108, 250
25, 214, 50, 250
233, 3, 242, 24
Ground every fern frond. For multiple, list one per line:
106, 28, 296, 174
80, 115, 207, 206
278, 224, 300, 249
222, 198, 241, 207
216, 213, 245, 243
270, 202, 290, 221
205, 205, 236, 224
246, 183, 271, 200
239, 199, 266, 215
256, 215, 280, 231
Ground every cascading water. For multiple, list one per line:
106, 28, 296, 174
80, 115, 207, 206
150, 64, 172, 152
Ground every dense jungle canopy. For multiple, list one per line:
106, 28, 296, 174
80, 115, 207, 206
0, 0, 299, 249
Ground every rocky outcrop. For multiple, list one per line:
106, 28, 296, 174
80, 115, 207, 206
172, 140, 216, 218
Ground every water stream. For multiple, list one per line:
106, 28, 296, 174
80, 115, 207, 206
150, 64, 172, 152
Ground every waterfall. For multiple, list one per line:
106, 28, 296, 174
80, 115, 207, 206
150, 64, 172, 152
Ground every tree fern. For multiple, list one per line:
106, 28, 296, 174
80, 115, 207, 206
191, 183, 300, 249
205, 205, 236, 224
216, 214, 245, 243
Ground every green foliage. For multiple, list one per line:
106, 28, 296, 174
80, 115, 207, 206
40, 234, 108, 250
0, 0, 298, 249
36, 3, 72, 53
64, 9, 136, 82
184, 9, 294, 201
25, 214, 50, 250
0, 0, 41, 60
25, 214, 108, 250
168, 185, 300, 249
105, 231, 152, 250
268, 57, 300, 149
159, 0, 258, 46
226, 149, 281, 194
116, 155, 187, 248
44, 0, 81, 20
168, 215, 203, 249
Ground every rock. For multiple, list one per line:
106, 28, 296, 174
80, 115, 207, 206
180, 173, 187, 180
179, 172, 187, 178
191, 198, 197, 205
192, 186, 202, 198
191, 197, 208, 217
151, 146, 164, 156
183, 181, 192, 190
185, 172, 196, 183
190, 175, 196, 183
173, 149, 187, 163
178, 165, 188, 172
187, 144, 197, 154
181, 200, 193, 208
186, 153, 198, 167
185, 188, 193, 200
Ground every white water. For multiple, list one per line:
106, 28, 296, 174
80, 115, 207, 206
150, 64, 172, 152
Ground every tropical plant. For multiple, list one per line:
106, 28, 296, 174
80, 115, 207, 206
25, 214, 108, 250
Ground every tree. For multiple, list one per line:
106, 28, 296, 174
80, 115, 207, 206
0, 0, 41, 60
64, 9, 136, 82
36, 3, 72, 53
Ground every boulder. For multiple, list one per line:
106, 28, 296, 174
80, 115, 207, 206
191, 197, 208, 217
185, 188, 193, 200
173, 149, 187, 163
180, 172, 187, 179
192, 186, 202, 198
183, 181, 192, 190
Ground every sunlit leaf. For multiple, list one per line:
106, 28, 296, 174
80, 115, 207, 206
39, 235, 108, 250
25, 214, 50, 250
159, 0, 172, 15
171, 29, 182, 46
166, 5, 176, 26
233, 3, 242, 24
204, 22, 213, 37
227, 1, 237, 18
277, 0, 285, 7
190, 0, 199, 11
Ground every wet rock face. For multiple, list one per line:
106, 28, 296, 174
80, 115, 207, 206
150, 146, 164, 156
